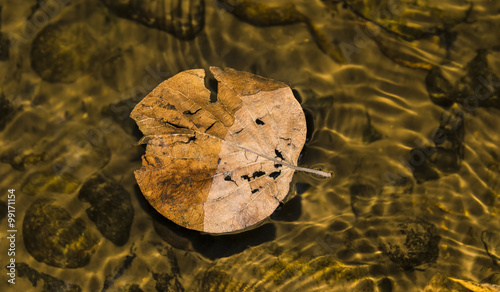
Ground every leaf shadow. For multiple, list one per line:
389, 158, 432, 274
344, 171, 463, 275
134, 185, 276, 260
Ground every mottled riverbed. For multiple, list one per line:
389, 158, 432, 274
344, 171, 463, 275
0, 0, 500, 291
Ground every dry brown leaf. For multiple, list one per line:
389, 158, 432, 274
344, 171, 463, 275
130, 67, 331, 233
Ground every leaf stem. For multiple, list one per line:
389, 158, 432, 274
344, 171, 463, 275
238, 146, 333, 178
143, 132, 334, 178
287, 165, 333, 178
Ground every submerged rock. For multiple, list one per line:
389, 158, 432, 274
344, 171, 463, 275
124, 284, 144, 292
346, 0, 471, 41
410, 112, 464, 183
217, 0, 306, 26
217, 0, 468, 66
102, 252, 137, 291
78, 173, 134, 246
17, 262, 81, 292
379, 218, 440, 270
425, 66, 456, 107
31, 21, 99, 83
23, 199, 99, 268
101, 0, 205, 40
426, 50, 500, 110
458, 49, 500, 109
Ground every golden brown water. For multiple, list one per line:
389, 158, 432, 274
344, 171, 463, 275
0, 0, 500, 291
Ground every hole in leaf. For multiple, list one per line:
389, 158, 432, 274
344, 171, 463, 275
183, 108, 201, 115
209, 90, 218, 103
275, 149, 285, 160
252, 171, 265, 178
256, 118, 265, 125
241, 175, 251, 181
205, 121, 216, 132
269, 171, 281, 179
224, 175, 232, 181
163, 103, 176, 110
166, 121, 188, 129
274, 164, 282, 168
280, 137, 292, 146
206, 75, 218, 103
251, 189, 259, 194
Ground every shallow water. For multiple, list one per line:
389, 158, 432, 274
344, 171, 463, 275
0, 0, 499, 291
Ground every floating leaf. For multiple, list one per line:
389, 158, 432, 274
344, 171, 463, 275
130, 67, 330, 233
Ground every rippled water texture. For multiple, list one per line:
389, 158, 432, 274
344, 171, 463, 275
1, 0, 500, 291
